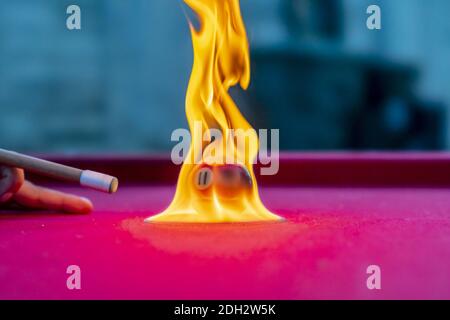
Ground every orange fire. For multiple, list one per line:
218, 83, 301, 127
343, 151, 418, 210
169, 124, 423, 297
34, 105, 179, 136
146, 0, 281, 223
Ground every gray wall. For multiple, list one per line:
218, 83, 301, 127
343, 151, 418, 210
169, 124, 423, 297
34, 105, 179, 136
0, 0, 191, 152
1, 0, 449, 152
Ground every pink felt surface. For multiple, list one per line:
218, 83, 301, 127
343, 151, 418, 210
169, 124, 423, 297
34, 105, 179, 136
1, 185, 450, 299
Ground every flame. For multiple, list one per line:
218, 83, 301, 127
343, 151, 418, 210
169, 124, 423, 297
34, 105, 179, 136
146, 0, 281, 223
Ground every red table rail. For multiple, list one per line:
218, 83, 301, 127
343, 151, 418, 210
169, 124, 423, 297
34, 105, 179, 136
28, 152, 450, 187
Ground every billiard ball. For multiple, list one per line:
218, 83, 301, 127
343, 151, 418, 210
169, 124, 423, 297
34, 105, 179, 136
213, 164, 253, 198
193, 164, 253, 198
194, 165, 214, 190
214, 164, 251, 187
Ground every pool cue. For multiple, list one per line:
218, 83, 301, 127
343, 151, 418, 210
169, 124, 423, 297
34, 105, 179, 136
0, 148, 118, 193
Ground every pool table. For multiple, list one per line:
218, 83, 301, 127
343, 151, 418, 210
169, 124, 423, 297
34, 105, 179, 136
1, 153, 450, 300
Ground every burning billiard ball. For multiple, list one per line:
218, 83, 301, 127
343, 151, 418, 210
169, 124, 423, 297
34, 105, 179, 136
194, 165, 214, 190
194, 164, 252, 199
214, 164, 252, 189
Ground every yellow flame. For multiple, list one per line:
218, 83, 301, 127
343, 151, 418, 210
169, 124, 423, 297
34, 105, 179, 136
146, 0, 281, 223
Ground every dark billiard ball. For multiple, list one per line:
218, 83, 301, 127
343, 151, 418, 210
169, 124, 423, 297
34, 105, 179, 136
213, 164, 253, 198
216, 164, 252, 187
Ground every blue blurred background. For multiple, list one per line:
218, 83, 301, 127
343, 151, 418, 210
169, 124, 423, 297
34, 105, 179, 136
0, 0, 449, 153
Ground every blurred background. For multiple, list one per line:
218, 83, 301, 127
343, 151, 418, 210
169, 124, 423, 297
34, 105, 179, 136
0, 0, 449, 153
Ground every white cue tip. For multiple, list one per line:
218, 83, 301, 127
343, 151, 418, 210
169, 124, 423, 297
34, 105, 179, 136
80, 170, 119, 193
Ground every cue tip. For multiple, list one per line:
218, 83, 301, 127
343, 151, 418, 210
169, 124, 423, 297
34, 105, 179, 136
80, 170, 119, 193
109, 177, 119, 194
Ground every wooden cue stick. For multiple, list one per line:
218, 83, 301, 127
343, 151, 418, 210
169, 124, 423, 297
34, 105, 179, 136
0, 148, 118, 193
